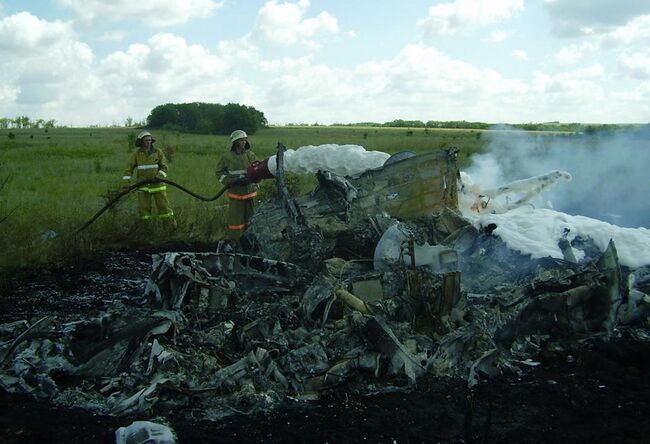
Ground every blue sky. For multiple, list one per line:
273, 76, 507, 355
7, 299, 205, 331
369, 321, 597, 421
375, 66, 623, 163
1, 0, 649, 126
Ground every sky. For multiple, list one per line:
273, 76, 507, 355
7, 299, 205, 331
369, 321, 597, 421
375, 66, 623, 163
1, 0, 650, 126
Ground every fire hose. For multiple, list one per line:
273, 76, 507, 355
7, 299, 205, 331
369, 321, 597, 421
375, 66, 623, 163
75, 154, 278, 234
75, 178, 230, 234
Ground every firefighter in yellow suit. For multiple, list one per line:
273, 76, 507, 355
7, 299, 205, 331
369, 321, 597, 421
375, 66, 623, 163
123, 131, 176, 227
215, 130, 258, 240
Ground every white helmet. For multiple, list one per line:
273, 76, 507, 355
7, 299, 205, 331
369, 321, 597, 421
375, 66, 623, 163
230, 130, 248, 144
135, 130, 155, 147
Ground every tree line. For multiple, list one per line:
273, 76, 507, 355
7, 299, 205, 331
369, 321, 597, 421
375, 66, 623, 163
329, 119, 597, 132
2, 110, 645, 135
0, 116, 57, 129
147, 102, 268, 135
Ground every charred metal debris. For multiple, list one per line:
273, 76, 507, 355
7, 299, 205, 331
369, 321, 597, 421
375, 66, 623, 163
1, 147, 650, 421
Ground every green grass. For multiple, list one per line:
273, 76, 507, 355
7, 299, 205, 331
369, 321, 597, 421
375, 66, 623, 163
0, 125, 568, 271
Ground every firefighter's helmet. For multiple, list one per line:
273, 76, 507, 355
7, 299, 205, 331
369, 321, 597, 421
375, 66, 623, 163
230, 129, 250, 151
135, 130, 155, 147
230, 130, 248, 144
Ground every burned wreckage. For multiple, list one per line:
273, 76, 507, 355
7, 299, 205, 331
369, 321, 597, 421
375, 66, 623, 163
1, 145, 650, 424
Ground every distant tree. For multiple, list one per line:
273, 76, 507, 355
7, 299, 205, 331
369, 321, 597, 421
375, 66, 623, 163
0, 117, 57, 129
382, 119, 425, 128
515, 122, 541, 131
584, 125, 597, 135
177, 103, 201, 132
218, 103, 267, 134
148, 104, 180, 129
13, 116, 30, 128
146, 102, 267, 135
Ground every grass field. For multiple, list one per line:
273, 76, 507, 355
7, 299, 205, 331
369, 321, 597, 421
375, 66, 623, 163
0, 125, 565, 271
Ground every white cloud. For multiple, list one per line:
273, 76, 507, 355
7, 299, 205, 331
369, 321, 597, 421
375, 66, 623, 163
0, 85, 19, 114
544, 0, 650, 37
611, 80, 650, 106
265, 60, 341, 108
546, 9, 650, 63
619, 52, 650, 80
0, 12, 94, 111
544, 12, 650, 71
217, 38, 260, 65
638, 82, 650, 101
555, 45, 581, 65
259, 44, 534, 124
485, 30, 511, 43
512, 49, 528, 61
56, 0, 224, 27
260, 56, 312, 74
418, 0, 524, 36
532, 65, 605, 96
0, 12, 74, 52
99, 30, 128, 42
600, 15, 650, 49
366, 44, 530, 108
2, 4, 648, 126
0, 12, 257, 124
523, 65, 636, 123
553, 42, 597, 65
98, 33, 236, 100
87, 33, 269, 124
251, 0, 339, 48
257, 46, 648, 125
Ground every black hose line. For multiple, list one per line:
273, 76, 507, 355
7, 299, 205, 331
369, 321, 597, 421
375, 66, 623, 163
75, 178, 229, 234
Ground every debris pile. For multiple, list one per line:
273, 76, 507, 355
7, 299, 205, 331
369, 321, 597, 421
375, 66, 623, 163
1, 148, 649, 423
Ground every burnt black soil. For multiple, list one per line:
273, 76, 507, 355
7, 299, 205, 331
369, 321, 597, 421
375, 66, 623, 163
1, 247, 650, 443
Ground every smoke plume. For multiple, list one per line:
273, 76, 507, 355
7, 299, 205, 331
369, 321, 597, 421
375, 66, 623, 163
464, 126, 650, 228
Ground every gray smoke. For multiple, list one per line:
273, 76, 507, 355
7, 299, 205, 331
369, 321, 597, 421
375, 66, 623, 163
465, 126, 650, 228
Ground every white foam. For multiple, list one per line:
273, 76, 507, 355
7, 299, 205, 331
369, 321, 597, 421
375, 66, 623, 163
267, 144, 390, 177
465, 206, 650, 269
459, 170, 650, 268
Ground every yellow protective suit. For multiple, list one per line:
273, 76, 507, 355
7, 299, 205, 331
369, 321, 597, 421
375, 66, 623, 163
123, 146, 175, 223
215, 149, 258, 239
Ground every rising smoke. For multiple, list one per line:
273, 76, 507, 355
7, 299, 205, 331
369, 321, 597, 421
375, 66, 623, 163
464, 126, 650, 228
